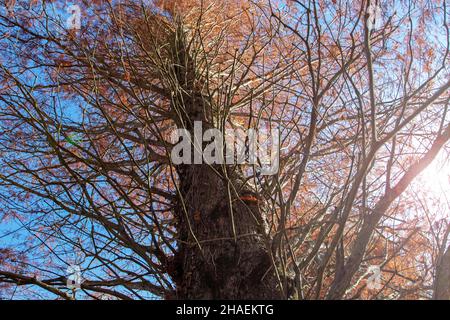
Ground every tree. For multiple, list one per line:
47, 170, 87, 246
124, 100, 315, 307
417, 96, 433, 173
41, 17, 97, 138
0, 0, 449, 300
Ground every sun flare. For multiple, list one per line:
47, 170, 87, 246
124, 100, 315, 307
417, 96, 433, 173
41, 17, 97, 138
417, 153, 450, 199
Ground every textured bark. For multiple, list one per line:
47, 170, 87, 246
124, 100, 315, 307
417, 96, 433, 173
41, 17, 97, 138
171, 164, 282, 299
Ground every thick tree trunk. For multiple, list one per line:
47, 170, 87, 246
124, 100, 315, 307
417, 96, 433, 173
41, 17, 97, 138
163, 23, 283, 299
171, 163, 282, 299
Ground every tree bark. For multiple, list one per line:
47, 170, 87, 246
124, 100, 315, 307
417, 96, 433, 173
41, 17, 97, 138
171, 164, 282, 299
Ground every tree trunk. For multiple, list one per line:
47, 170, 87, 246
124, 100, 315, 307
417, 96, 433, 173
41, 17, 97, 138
170, 163, 282, 299
163, 23, 283, 299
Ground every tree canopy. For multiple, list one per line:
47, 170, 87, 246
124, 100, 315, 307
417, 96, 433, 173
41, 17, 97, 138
0, 0, 449, 300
